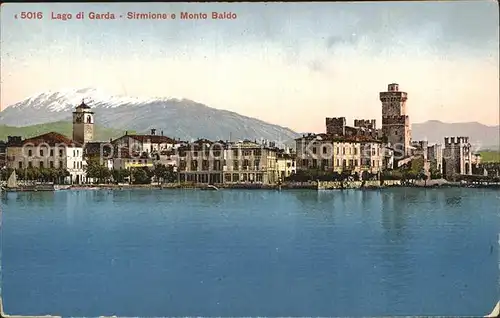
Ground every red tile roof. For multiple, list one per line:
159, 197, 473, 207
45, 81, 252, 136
114, 134, 177, 144
22, 132, 82, 147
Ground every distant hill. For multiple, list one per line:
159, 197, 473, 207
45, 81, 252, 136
0, 121, 128, 142
411, 120, 499, 150
0, 87, 300, 142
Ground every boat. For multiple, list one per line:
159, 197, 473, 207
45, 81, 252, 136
2, 170, 19, 192
2, 171, 55, 192
54, 185, 72, 190
201, 184, 219, 191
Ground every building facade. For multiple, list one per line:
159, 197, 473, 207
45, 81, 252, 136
5, 133, 86, 184
380, 83, 411, 159
295, 134, 384, 175
443, 136, 473, 180
111, 129, 177, 155
276, 151, 296, 180
176, 139, 279, 185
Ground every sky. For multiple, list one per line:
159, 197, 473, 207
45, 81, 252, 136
1, 1, 499, 132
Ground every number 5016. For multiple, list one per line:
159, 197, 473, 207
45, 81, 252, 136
20, 12, 43, 19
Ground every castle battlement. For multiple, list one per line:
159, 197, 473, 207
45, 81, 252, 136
444, 136, 470, 145
325, 117, 346, 125
381, 115, 409, 125
379, 91, 408, 102
354, 119, 376, 130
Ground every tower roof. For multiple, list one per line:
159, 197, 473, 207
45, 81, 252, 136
76, 99, 91, 109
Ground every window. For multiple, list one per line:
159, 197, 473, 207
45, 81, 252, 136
190, 161, 198, 171
50, 161, 54, 168
312, 159, 317, 168
233, 160, 239, 170
28, 149, 32, 157
59, 161, 63, 168
243, 159, 249, 168
40, 149, 44, 156
255, 159, 260, 169
73, 162, 76, 168
232, 173, 239, 182
50, 149, 54, 157
322, 159, 328, 168
224, 174, 232, 182
28, 162, 33, 168
342, 148, 345, 155
336, 147, 339, 155
40, 162, 44, 168
202, 160, 209, 171
179, 161, 186, 171
59, 149, 64, 157
213, 160, 221, 170
256, 173, 263, 182
18, 162, 22, 169
354, 148, 358, 155
322, 147, 327, 154
312, 147, 317, 154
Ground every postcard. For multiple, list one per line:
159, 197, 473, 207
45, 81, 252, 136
0, 1, 499, 317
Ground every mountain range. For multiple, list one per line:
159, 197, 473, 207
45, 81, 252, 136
0, 88, 498, 150
0, 88, 299, 144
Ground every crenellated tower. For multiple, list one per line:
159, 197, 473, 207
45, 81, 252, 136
380, 83, 411, 158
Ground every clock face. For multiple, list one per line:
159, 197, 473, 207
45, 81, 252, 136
75, 113, 83, 123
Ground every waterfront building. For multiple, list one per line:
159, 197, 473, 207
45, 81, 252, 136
0, 140, 6, 169
111, 147, 154, 170
380, 83, 412, 159
223, 140, 278, 184
443, 136, 473, 180
176, 139, 279, 185
177, 139, 225, 184
111, 129, 177, 155
295, 133, 384, 175
5, 133, 86, 184
276, 150, 296, 180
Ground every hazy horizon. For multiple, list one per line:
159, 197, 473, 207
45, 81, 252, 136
1, 1, 499, 132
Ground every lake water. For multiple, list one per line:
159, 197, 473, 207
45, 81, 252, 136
1, 188, 499, 317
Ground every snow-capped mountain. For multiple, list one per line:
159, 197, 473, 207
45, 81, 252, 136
0, 88, 301, 142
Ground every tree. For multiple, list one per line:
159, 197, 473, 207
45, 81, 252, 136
131, 167, 152, 184
112, 168, 129, 184
85, 157, 111, 184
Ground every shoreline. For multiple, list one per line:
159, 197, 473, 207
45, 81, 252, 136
2, 181, 497, 192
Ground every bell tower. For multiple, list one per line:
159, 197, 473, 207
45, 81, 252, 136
72, 99, 94, 145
